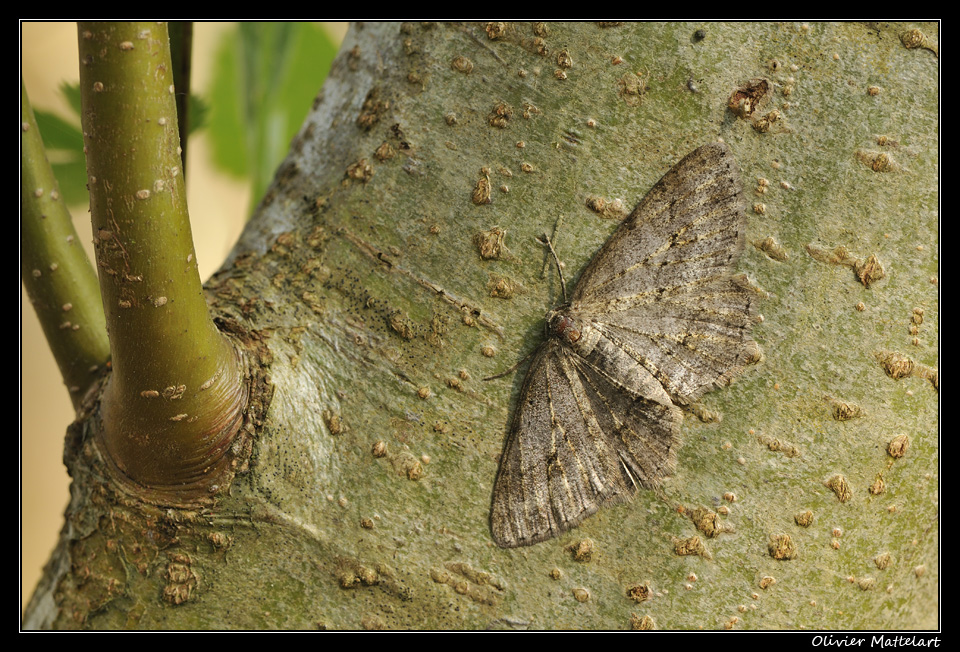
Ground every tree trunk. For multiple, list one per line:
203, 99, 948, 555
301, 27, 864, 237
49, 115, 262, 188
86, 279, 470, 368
24, 21, 938, 630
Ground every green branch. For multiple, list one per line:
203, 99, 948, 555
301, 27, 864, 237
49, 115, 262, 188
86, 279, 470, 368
21, 81, 109, 407
78, 22, 245, 502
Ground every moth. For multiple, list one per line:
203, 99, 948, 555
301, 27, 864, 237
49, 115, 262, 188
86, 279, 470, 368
490, 142, 760, 548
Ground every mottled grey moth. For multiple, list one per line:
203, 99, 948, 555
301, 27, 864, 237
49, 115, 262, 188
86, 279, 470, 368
491, 142, 760, 548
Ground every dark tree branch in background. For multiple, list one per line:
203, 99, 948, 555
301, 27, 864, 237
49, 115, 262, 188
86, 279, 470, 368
168, 21, 193, 175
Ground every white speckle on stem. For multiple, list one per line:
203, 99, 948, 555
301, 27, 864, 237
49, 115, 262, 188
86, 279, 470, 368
136, 189, 151, 200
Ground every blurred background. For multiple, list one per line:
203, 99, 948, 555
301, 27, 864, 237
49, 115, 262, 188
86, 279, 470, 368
21, 21, 347, 611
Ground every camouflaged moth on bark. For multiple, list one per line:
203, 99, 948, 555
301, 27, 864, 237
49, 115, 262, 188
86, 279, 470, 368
491, 143, 759, 548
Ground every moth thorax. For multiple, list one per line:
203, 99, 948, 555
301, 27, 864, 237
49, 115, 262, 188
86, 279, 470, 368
546, 309, 581, 343
547, 310, 600, 356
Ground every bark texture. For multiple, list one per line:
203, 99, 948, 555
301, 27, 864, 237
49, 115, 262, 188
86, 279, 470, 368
25, 21, 938, 630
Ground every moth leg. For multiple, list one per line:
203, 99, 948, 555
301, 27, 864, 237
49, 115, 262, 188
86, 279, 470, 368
682, 401, 722, 424
482, 347, 538, 382
618, 452, 639, 490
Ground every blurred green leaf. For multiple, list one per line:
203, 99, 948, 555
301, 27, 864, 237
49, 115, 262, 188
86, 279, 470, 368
59, 81, 83, 116
208, 22, 338, 212
189, 93, 209, 132
34, 109, 84, 153
33, 109, 87, 205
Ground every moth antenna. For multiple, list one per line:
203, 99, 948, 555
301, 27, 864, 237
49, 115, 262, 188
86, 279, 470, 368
540, 214, 565, 279
536, 233, 567, 303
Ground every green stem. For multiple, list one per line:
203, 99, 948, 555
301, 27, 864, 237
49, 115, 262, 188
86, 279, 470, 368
78, 22, 245, 502
21, 81, 110, 407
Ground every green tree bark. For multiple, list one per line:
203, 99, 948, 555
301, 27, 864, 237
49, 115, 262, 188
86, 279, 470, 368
24, 21, 938, 630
